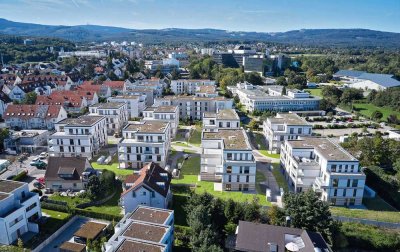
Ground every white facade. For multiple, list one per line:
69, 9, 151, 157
108, 95, 146, 119
89, 102, 128, 135
143, 106, 179, 138
154, 96, 233, 121
202, 109, 240, 132
0, 180, 42, 245
118, 121, 171, 169
280, 137, 365, 206
229, 82, 320, 112
48, 116, 107, 159
200, 129, 256, 191
170, 79, 215, 95
263, 113, 312, 153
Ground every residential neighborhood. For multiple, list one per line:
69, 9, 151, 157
0, 2, 399, 251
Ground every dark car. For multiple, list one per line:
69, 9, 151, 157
33, 182, 44, 189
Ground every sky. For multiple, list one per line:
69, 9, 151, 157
0, 0, 399, 33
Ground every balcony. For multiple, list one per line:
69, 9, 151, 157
313, 177, 328, 189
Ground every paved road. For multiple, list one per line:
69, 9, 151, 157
257, 162, 282, 207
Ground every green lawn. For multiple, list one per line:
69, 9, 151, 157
352, 103, 400, 121
188, 125, 202, 147
91, 162, 134, 176
271, 163, 289, 192
84, 186, 123, 216
173, 141, 190, 147
49, 193, 90, 207
305, 88, 322, 97
330, 206, 400, 223
259, 150, 281, 159
172, 155, 271, 206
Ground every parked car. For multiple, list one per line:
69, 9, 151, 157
6, 175, 15, 180
40, 195, 48, 202
97, 156, 106, 164
30, 158, 41, 165
30, 160, 47, 168
39, 152, 48, 159
33, 182, 44, 189
45, 188, 54, 194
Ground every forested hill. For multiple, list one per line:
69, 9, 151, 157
0, 18, 400, 48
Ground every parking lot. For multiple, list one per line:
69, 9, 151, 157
0, 151, 47, 191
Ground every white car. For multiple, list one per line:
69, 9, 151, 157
39, 152, 48, 159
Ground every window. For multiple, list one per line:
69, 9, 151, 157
347, 179, 351, 187
226, 166, 232, 173
333, 189, 337, 196
26, 202, 37, 212
298, 128, 302, 134
332, 179, 339, 187
342, 189, 346, 197
151, 191, 155, 198
227, 153, 232, 160
132, 191, 136, 197
225, 184, 231, 191
157, 156, 161, 162
142, 191, 146, 196
244, 167, 250, 174
81, 147, 85, 152
69, 139, 74, 145
353, 189, 357, 197
290, 128, 294, 134
331, 165, 337, 172
236, 176, 239, 182
330, 198, 336, 205
228, 175, 231, 182
246, 176, 249, 183
352, 179, 358, 187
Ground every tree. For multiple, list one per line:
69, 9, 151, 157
283, 190, 338, 244
321, 86, 343, 106
100, 169, 116, 194
87, 176, 102, 200
371, 110, 383, 122
275, 76, 287, 86
83, 62, 94, 79
244, 72, 263, 85
340, 88, 363, 105
281, 86, 287, 95
248, 119, 259, 130
267, 205, 285, 225
23, 91, 37, 104
243, 197, 261, 222
0, 128, 9, 151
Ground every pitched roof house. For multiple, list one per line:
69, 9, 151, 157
121, 162, 172, 214
4, 104, 67, 130
45, 157, 98, 191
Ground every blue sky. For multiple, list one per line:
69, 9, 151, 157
0, 0, 399, 32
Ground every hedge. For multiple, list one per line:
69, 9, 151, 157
41, 202, 122, 222
339, 222, 400, 251
13, 170, 27, 181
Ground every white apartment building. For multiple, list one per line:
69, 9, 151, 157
155, 95, 233, 121
108, 95, 147, 119
89, 102, 128, 135
229, 82, 320, 112
203, 109, 240, 132
105, 206, 174, 252
0, 180, 42, 245
263, 113, 313, 153
124, 78, 167, 98
170, 79, 215, 95
280, 137, 365, 206
143, 106, 179, 138
118, 121, 171, 169
200, 129, 256, 192
48, 116, 107, 159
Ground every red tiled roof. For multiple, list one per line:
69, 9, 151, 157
3, 104, 62, 119
121, 162, 171, 197
36, 93, 84, 108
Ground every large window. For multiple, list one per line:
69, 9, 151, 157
332, 179, 339, 187
352, 179, 358, 187
226, 166, 232, 173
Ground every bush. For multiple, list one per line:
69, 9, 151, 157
31, 189, 42, 196
41, 202, 70, 213
74, 208, 122, 221
13, 170, 27, 181
175, 225, 191, 248
339, 222, 400, 251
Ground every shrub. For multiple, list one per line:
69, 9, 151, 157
74, 208, 122, 221
31, 189, 43, 196
41, 202, 70, 213
13, 171, 27, 181
340, 222, 400, 251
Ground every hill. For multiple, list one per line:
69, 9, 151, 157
0, 18, 399, 47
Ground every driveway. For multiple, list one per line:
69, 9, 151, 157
257, 162, 282, 207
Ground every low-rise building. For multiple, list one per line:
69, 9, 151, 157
200, 128, 256, 191
0, 180, 42, 245
203, 109, 240, 132
155, 95, 233, 120
229, 82, 320, 112
48, 116, 107, 159
334, 70, 400, 91
143, 105, 179, 138
89, 102, 128, 135
4, 104, 67, 130
121, 162, 172, 214
3, 130, 49, 154
105, 206, 174, 252
170, 79, 215, 95
45, 157, 98, 191
118, 121, 171, 169
108, 95, 147, 119
263, 113, 312, 153
235, 221, 331, 252
280, 137, 365, 206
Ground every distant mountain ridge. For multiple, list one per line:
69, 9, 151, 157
0, 18, 399, 47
